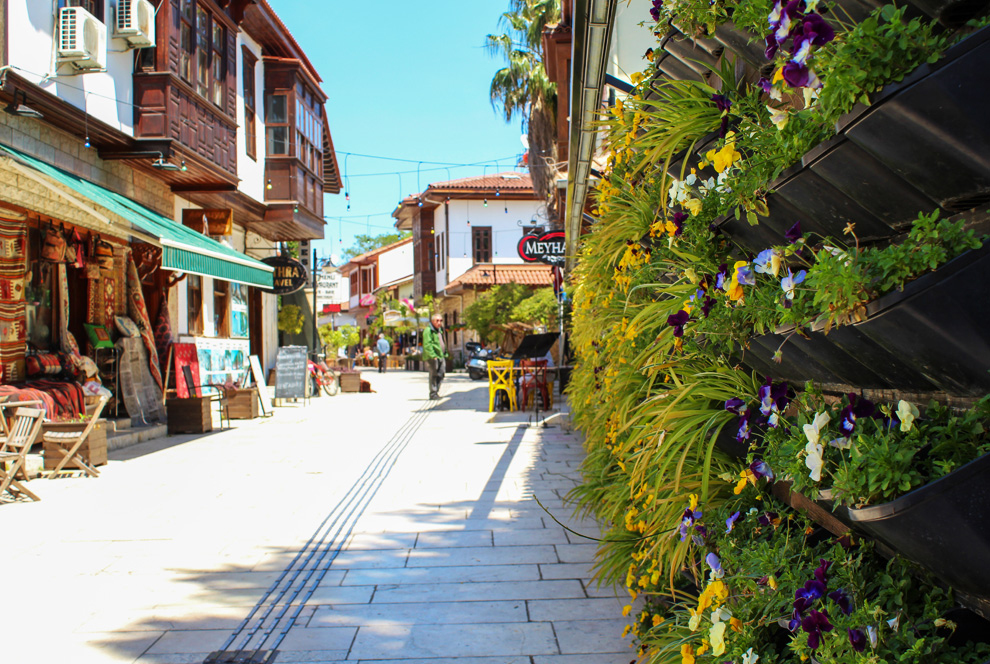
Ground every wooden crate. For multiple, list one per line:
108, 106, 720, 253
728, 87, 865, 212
42, 419, 108, 469
227, 388, 259, 419
339, 373, 361, 393
166, 396, 213, 434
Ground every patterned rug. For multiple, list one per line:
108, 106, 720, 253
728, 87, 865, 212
0, 218, 26, 382
126, 255, 163, 390
116, 336, 165, 425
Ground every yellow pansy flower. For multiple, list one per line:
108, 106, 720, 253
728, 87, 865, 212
710, 621, 727, 656
681, 644, 696, 664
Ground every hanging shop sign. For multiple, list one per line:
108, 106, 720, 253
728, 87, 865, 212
181, 208, 233, 236
261, 255, 308, 295
517, 230, 565, 265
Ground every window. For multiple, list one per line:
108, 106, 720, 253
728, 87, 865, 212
179, 0, 193, 82
472, 226, 492, 263
58, 0, 103, 21
242, 49, 257, 160
266, 94, 288, 154
188, 275, 203, 335
179, 0, 226, 110
436, 233, 444, 271
294, 84, 323, 176
214, 280, 230, 337
427, 240, 435, 272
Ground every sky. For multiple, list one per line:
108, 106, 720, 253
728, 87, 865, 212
266, 0, 530, 265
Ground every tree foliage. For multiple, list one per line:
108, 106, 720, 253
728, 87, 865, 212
319, 324, 359, 355
341, 232, 411, 261
464, 284, 555, 342
486, 0, 560, 217
277, 304, 304, 335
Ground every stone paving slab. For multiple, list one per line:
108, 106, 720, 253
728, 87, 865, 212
0, 372, 631, 662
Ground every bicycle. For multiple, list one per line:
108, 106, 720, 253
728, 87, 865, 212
308, 358, 339, 396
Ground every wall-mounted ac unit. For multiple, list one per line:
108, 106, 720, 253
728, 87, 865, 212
57, 6, 107, 70
114, 0, 155, 48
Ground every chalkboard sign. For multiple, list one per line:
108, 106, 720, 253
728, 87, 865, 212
275, 346, 308, 400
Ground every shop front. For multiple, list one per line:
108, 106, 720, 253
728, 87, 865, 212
0, 144, 273, 425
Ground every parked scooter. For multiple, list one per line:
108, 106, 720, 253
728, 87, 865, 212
465, 342, 496, 380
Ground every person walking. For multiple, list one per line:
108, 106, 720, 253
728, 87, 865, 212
422, 313, 446, 399
376, 333, 391, 373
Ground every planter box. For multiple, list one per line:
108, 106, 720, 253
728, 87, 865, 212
227, 388, 259, 420
842, 26, 990, 212
852, 243, 990, 396
338, 373, 361, 393
847, 451, 990, 602
166, 397, 213, 434
42, 419, 107, 470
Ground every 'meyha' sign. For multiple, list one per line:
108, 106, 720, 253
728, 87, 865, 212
517, 231, 565, 265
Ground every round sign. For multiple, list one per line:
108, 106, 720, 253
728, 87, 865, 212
517, 231, 566, 265
262, 255, 308, 295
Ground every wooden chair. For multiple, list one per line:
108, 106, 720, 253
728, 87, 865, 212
519, 359, 552, 410
43, 396, 108, 478
0, 404, 46, 501
487, 359, 517, 413
182, 365, 229, 429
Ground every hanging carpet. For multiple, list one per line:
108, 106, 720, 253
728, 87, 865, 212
115, 336, 165, 425
125, 255, 163, 390
0, 218, 27, 382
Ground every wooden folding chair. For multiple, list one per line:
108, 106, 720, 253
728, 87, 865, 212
182, 365, 229, 429
487, 359, 518, 412
43, 396, 108, 478
0, 405, 46, 501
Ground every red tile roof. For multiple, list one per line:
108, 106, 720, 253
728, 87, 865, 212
445, 263, 554, 291
427, 172, 533, 192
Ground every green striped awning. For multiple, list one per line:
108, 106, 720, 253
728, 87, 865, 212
0, 144, 274, 289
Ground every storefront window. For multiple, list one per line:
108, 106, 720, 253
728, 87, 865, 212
188, 275, 203, 335
214, 280, 229, 337
230, 283, 249, 338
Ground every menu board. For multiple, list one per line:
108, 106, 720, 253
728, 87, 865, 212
275, 345, 308, 400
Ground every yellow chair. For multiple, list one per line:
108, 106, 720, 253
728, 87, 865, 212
487, 359, 517, 412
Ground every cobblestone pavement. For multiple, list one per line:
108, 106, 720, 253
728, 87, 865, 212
0, 369, 634, 663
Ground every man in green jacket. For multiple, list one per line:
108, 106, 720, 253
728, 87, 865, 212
422, 313, 446, 399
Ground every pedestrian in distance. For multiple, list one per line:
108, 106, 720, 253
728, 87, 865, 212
423, 313, 446, 399
376, 332, 391, 373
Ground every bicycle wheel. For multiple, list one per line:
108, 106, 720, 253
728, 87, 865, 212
322, 373, 339, 396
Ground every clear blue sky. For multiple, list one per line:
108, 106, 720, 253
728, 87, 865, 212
267, 0, 529, 264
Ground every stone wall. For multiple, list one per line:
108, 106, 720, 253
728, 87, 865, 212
0, 111, 174, 219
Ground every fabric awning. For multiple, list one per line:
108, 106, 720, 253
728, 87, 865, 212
0, 145, 274, 289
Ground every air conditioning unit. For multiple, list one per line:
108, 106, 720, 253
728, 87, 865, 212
57, 6, 107, 70
114, 0, 155, 48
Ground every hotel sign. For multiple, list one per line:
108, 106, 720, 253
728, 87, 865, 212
261, 255, 308, 295
517, 231, 565, 265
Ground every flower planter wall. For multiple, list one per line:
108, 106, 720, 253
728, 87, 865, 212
847, 451, 990, 602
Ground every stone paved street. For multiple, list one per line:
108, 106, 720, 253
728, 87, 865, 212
0, 369, 634, 663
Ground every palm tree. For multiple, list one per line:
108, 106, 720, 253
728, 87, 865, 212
486, 0, 561, 222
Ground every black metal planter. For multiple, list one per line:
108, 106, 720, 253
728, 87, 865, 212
847, 450, 990, 602
842, 25, 990, 213
852, 242, 990, 396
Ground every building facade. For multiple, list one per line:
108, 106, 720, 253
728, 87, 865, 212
0, 0, 340, 421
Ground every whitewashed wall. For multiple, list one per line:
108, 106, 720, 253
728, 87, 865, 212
8, 1, 137, 133
442, 199, 543, 287
378, 241, 413, 286
235, 32, 265, 203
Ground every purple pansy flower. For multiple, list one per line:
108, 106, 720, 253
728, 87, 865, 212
848, 627, 867, 652
802, 609, 834, 650
829, 588, 853, 615
667, 310, 690, 337
725, 511, 741, 533
840, 394, 876, 438
700, 294, 716, 317
736, 262, 757, 286
750, 459, 774, 481
814, 558, 831, 585
787, 608, 802, 632
725, 397, 746, 413
715, 263, 731, 291
799, 13, 836, 47
782, 61, 811, 88
785, 221, 803, 243
706, 552, 723, 577
649, 0, 663, 21
765, 33, 780, 59
794, 579, 827, 613
670, 210, 687, 237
